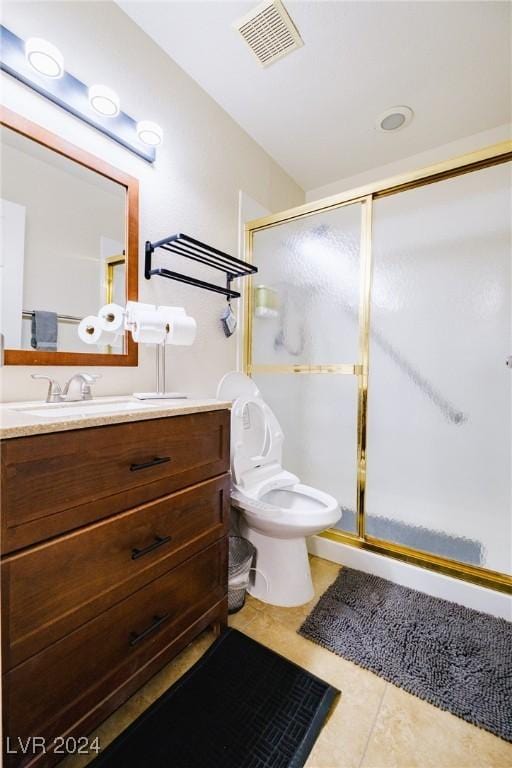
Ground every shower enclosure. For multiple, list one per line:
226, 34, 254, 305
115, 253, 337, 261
244, 143, 512, 593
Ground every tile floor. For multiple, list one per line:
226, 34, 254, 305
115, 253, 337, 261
62, 556, 512, 768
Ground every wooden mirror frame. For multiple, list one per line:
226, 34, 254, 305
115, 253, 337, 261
1, 106, 139, 366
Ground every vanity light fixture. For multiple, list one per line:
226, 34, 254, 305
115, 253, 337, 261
1, 24, 159, 162
88, 84, 120, 117
25, 37, 64, 79
136, 120, 163, 147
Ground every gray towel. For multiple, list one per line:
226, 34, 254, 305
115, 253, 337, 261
31, 311, 58, 351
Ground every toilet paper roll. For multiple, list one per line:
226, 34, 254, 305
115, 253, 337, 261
97, 303, 125, 333
78, 315, 118, 346
125, 301, 156, 329
157, 305, 186, 320
131, 310, 167, 344
164, 314, 197, 346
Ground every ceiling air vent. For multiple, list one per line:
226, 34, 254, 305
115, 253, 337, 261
234, 0, 304, 68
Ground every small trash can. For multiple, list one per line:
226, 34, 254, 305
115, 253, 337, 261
228, 535, 256, 614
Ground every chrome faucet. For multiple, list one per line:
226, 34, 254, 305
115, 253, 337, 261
31, 373, 101, 402
62, 373, 101, 401
31, 374, 64, 403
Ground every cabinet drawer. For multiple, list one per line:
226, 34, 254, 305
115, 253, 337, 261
2, 475, 230, 669
4, 540, 227, 752
1, 409, 229, 553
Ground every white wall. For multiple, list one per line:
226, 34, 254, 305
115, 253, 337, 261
306, 124, 512, 202
0, 0, 303, 402
236, 191, 270, 372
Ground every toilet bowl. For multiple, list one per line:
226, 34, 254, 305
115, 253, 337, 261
217, 372, 341, 607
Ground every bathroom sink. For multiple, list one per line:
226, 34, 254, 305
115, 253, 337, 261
12, 400, 161, 419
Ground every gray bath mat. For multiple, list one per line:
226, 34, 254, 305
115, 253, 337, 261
299, 568, 512, 741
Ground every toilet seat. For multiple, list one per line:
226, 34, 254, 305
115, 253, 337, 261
232, 481, 339, 538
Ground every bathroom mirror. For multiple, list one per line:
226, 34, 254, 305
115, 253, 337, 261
0, 107, 138, 366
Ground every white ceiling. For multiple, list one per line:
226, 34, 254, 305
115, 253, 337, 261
118, 1, 511, 191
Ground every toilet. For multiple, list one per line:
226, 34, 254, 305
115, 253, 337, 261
217, 372, 341, 607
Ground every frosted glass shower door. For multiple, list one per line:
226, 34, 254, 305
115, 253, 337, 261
250, 202, 366, 533
251, 204, 362, 366
365, 162, 512, 574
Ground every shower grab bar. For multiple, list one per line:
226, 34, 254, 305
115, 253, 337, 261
370, 326, 466, 425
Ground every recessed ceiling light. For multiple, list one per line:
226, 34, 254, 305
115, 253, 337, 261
136, 120, 163, 146
25, 37, 64, 79
88, 84, 120, 117
377, 106, 413, 133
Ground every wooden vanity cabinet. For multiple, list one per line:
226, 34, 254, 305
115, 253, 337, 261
1, 409, 230, 767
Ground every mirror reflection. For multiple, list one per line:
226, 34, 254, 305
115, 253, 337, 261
0, 126, 127, 354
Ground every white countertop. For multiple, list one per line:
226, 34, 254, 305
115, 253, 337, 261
0, 396, 231, 439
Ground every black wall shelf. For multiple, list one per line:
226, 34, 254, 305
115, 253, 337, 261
145, 233, 257, 299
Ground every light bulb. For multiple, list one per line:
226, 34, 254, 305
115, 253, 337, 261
25, 37, 64, 79
136, 120, 163, 146
88, 84, 120, 117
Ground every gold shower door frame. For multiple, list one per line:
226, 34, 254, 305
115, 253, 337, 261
244, 141, 512, 595
104, 255, 126, 354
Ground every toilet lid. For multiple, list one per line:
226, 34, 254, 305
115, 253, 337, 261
217, 372, 284, 485
231, 394, 284, 485
217, 371, 260, 401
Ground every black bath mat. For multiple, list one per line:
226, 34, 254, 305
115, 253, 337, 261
299, 568, 512, 742
90, 628, 339, 768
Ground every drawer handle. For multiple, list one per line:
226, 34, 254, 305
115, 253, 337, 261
130, 456, 171, 472
131, 535, 172, 560
129, 613, 170, 647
